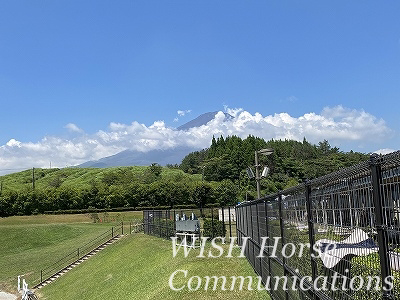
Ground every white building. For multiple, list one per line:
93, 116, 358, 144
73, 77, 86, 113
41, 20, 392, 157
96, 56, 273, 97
218, 207, 236, 222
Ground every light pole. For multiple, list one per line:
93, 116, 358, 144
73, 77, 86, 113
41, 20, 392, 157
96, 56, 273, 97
255, 148, 274, 199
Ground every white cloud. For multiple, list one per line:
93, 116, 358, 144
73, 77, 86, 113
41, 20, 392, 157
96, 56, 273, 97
0, 106, 393, 174
6, 139, 22, 148
224, 105, 243, 117
177, 110, 191, 116
287, 95, 298, 102
65, 123, 84, 133
374, 148, 396, 155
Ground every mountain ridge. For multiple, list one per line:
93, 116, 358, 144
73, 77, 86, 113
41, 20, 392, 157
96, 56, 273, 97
77, 146, 198, 167
77, 111, 229, 168
177, 111, 233, 131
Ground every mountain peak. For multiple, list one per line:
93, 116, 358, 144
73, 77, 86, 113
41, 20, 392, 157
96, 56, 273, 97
177, 111, 233, 131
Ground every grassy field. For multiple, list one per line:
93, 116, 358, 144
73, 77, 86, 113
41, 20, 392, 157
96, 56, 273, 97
0, 211, 143, 226
38, 234, 270, 300
0, 223, 110, 292
1, 212, 268, 299
0, 166, 200, 192
0, 211, 143, 293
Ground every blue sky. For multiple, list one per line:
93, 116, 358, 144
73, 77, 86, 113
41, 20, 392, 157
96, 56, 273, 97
1, 1, 400, 172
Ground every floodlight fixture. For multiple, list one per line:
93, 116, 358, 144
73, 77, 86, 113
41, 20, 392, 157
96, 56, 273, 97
261, 166, 270, 178
246, 167, 255, 179
257, 148, 274, 156
255, 148, 274, 199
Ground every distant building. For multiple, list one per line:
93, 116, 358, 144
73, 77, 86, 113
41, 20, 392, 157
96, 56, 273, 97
218, 207, 236, 222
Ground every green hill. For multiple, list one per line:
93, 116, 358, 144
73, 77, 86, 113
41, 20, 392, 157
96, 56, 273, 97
0, 166, 199, 192
0, 137, 370, 217
0, 166, 205, 217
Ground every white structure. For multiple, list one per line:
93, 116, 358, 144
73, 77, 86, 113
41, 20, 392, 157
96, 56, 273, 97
18, 276, 35, 300
218, 207, 236, 222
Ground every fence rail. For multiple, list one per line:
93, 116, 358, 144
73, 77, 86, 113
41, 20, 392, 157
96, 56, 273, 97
31, 221, 144, 288
236, 152, 400, 300
34, 225, 122, 287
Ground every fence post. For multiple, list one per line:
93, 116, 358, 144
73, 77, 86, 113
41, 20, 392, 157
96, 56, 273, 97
249, 204, 255, 269
264, 200, 272, 279
130, 221, 132, 234
277, 193, 289, 300
122, 221, 124, 235
173, 209, 176, 233
165, 210, 169, 239
112, 227, 114, 238
221, 206, 225, 239
40, 270, 43, 283
370, 154, 393, 300
228, 206, 232, 238
211, 207, 214, 239
245, 204, 249, 256
305, 182, 318, 299
255, 200, 263, 281
235, 206, 239, 241
77, 248, 80, 258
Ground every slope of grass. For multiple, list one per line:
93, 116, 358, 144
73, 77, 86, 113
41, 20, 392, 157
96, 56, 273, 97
39, 234, 270, 300
0, 166, 199, 192
0, 211, 143, 226
0, 220, 118, 293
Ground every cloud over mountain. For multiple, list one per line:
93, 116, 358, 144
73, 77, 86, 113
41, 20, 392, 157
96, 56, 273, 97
65, 123, 84, 133
0, 106, 392, 174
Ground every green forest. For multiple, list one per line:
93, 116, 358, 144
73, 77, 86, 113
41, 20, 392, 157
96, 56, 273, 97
0, 136, 369, 217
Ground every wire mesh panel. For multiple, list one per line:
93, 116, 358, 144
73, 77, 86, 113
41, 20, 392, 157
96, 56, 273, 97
380, 152, 400, 299
143, 210, 175, 239
309, 162, 381, 300
266, 196, 283, 263
269, 258, 286, 300
236, 151, 400, 300
281, 186, 312, 284
143, 207, 237, 243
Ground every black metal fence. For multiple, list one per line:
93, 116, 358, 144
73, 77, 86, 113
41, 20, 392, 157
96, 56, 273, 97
236, 152, 400, 300
31, 221, 144, 288
143, 207, 237, 240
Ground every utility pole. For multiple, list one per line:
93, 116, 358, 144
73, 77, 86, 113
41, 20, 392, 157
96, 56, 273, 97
201, 165, 205, 217
255, 151, 261, 199
32, 167, 35, 190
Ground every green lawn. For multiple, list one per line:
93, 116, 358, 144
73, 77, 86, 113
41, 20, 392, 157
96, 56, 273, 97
0, 211, 143, 293
0, 223, 112, 292
0, 211, 143, 226
38, 234, 270, 300
1, 213, 269, 299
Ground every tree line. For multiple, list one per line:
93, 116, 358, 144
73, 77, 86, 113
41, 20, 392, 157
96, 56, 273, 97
0, 136, 368, 217
180, 135, 368, 198
0, 166, 237, 217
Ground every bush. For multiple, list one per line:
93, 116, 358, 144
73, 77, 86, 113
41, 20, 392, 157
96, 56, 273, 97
89, 212, 100, 223
173, 204, 197, 209
203, 218, 226, 238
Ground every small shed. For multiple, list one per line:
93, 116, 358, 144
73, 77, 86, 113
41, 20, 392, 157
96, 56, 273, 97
218, 207, 236, 222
